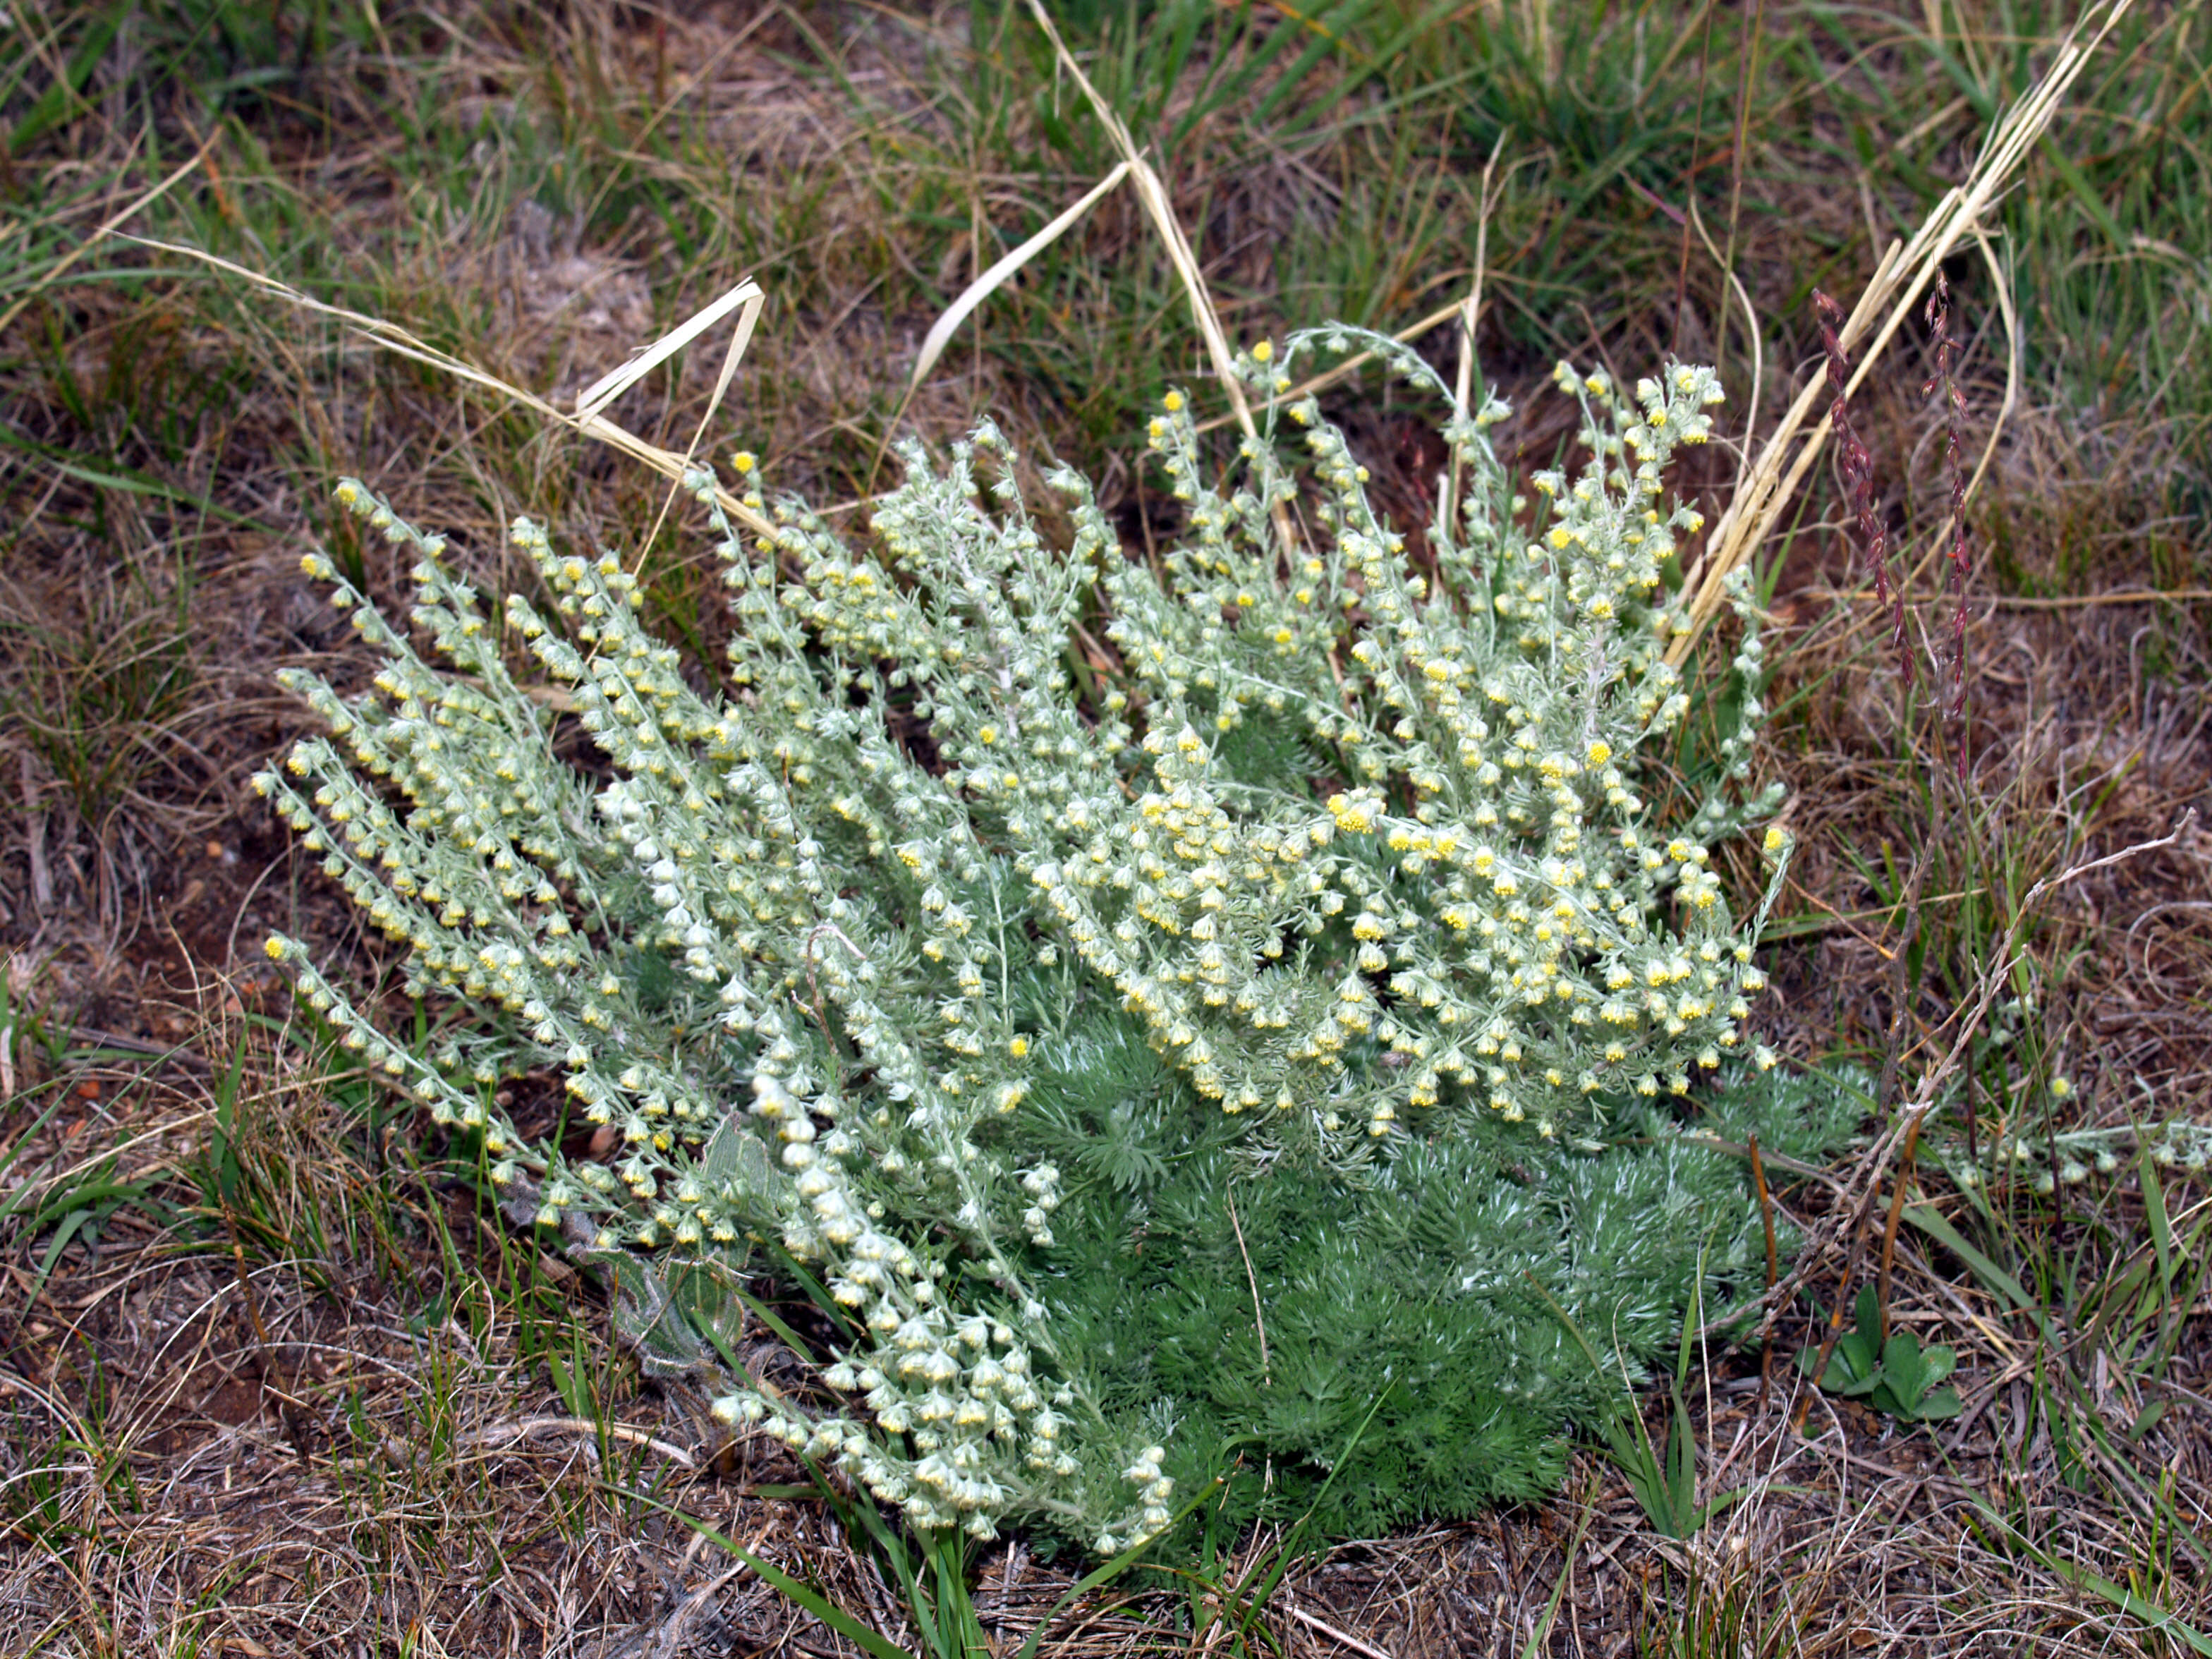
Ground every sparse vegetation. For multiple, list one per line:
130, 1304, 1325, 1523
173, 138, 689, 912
1, 1, 2208, 1655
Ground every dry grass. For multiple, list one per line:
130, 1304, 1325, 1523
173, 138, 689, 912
3, 0, 2209, 1653
4, 1086, 2204, 1658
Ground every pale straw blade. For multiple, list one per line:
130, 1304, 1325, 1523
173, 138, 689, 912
639, 281, 770, 571
905, 159, 1132, 397
1021, 0, 1261, 446
1667, 0, 2136, 663
121, 236, 781, 543
574, 276, 766, 424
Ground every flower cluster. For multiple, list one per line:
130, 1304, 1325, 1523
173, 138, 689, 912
258, 334, 1787, 1548
1072, 339, 1788, 1144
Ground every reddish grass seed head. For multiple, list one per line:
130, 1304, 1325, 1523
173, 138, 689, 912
1813, 289, 1913, 688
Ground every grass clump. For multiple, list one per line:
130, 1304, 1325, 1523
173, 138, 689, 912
252, 324, 1845, 1554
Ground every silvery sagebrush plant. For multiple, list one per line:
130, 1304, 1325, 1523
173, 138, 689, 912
255, 327, 1817, 1552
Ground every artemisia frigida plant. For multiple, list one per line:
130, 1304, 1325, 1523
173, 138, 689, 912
256, 332, 1848, 1550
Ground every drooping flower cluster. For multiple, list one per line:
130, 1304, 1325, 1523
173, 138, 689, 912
257, 332, 1787, 1548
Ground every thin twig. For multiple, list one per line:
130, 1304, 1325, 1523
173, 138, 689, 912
1874, 820, 1937, 1114
1813, 286, 1910, 683
1994, 589, 2212, 608
1799, 585, 2212, 611
51, 1025, 214, 1074
1441, 133, 1508, 537
458, 1414, 700, 1469
1283, 1604, 1395, 1659
1226, 1189, 1270, 1385
1964, 228, 2022, 516
1924, 267, 1973, 736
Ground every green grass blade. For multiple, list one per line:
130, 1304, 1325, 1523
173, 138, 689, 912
0, 425, 272, 530
1902, 1204, 2058, 1344
1229, 1389, 1392, 1639
0, 1093, 73, 1215
1667, 1390, 1697, 1536
1974, 1502, 2212, 1658
1014, 1477, 1225, 1659
619, 1490, 920, 1659
2138, 1144, 2173, 1287
1517, 1487, 1597, 1659
7, 0, 135, 156
28, 1207, 96, 1304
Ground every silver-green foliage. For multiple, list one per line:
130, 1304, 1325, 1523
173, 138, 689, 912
257, 331, 1791, 1550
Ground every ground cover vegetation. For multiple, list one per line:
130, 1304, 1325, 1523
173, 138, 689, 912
0, 1, 2208, 1655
